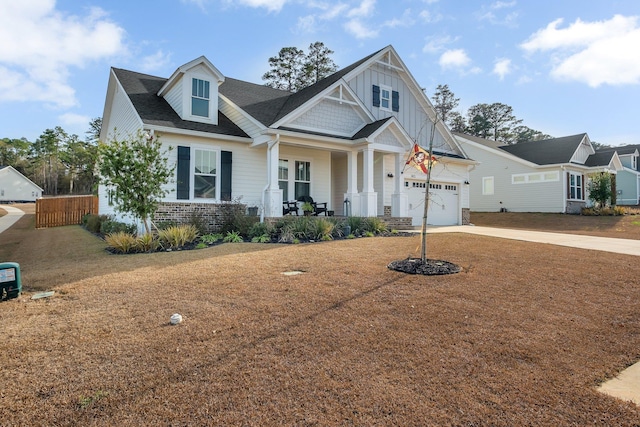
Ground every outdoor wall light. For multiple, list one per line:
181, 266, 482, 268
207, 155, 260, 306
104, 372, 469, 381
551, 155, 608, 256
387, 173, 394, 178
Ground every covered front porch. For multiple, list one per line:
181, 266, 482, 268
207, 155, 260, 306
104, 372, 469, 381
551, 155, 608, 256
255, 123, 412, 221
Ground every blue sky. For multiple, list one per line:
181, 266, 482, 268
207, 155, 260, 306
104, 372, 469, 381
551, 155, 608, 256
1, 0, 640, 146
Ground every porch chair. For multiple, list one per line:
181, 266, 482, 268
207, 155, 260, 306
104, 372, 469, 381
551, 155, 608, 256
283, 200, 299, 216
296, 196, 328, 216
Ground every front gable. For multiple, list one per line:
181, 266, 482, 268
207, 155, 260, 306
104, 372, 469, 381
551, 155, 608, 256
279, 84, 372, 138
158, 56, 225, 126
569, 134, 595, 164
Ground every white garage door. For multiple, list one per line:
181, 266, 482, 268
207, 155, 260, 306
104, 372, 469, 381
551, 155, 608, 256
406, 180, 459, 226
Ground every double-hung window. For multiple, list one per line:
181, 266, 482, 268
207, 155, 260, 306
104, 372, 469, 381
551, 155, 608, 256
295, 161, 311, 199
278, 159, 289, 201
192, 78, 210, 118
279, 159, 311, 200
194, 149, 216, 199
569, 172, 583, 200
380, 85, 392, 111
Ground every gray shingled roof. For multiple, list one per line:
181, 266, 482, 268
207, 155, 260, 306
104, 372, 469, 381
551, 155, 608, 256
596, 144, 640, 156
453, 132, 503, 149
498, 134, 588, 165
584, 151, 615, 167
114, 47, 386, 136
113, 68, 249, 138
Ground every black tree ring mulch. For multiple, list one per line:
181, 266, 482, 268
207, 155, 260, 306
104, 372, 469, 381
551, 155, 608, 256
387, 258, 462, 275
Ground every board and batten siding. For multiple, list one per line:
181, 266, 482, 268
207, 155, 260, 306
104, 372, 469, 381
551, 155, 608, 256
462, 142, 565, 212
346, 63, 450, 155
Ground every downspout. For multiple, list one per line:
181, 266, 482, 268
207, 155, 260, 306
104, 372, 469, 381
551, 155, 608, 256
561, 166, 567, 213
260, 133, 280, 223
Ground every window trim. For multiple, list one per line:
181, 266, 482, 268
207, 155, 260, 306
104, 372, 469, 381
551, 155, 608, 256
482, 176, 494, 195
279, 157, 312, 201
191, 77, 210, 118
191, 146, 221, 201
568, 172, 584, 201
379, 84, 392, 112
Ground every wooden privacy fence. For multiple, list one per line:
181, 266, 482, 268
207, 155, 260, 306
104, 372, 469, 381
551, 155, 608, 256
36, 195, 99, 228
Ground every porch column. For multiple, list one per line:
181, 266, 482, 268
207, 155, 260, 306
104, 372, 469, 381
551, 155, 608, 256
343, 150, 360, 216
264, 136, 283, 217
360, 147, 377, 217
391, 152, 408, 217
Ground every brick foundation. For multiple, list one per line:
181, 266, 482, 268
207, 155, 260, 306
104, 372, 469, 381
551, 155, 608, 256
154, 202, 247, 233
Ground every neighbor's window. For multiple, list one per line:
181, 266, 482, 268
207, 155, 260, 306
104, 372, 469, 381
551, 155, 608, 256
569, 172, 583, 200
194, 149, 217, 198
294, 161, 311, 199
380, 84, 392, 111
482, 176, 494, 195
278, 159, 289, 201
192, 78, 210, 117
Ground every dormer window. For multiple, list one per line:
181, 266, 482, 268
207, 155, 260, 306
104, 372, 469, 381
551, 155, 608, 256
192, 78, 210, 117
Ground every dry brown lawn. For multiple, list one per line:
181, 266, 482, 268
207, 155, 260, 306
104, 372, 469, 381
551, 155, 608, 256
1, 206, 640, 425
471, 211, 640, 240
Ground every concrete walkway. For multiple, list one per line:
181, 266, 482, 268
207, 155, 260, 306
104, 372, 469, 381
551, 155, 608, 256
0, 205, 25, 234
426, 225, 640, 257
425, 224, 640, 405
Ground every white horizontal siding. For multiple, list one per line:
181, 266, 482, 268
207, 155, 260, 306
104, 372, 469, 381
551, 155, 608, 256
218, 97, 263, 137
103, 84, 143, 140
165, 78, 183, 118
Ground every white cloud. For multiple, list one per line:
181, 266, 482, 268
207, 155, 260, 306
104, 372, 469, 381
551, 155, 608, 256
231, 0, 288, 13
347, 0, 376, 18
0, 1, 126, 108
521, 15, 640, 87
491, 1, 516, 10
419, 9, 443, 23
422, 35, 458, 54
438, 49, 471, 69
344, 18, 378, 39
383, 9, 415, 28
477, 1, 518, 27
296, 15, 317, 33
493, 58, 512, 80
139, 50, 172, 73
59, 112, 91, 128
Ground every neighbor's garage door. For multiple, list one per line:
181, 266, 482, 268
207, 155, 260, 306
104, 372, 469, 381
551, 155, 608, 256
406, 180, 459, 226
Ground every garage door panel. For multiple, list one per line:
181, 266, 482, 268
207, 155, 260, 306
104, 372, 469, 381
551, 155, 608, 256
406, 180, 459, 226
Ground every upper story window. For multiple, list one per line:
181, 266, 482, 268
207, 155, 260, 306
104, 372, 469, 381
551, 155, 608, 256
372, 85, 400, 112
380, 85, 392, 111
191, 78, 210, 118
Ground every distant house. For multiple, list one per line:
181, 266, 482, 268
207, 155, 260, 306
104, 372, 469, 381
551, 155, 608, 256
99, 45, 474, 229
455, 133, 622, 213
0, 166, 43, 203
594, 145, 640, 205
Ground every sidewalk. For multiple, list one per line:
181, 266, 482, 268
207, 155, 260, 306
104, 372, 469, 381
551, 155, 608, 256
426, 225, 640, 257
0, 205, 25, 234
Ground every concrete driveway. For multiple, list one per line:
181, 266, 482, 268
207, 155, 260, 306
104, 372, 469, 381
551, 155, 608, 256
0, 205, 25, 234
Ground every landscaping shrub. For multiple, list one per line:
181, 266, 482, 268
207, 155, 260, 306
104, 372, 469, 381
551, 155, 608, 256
251, 234, 271, 243
221, 210, 259, 238
84, 214, 111, 234
135, 233, 159, 252
346, 216, 364, 235
100, 219, 136, 235
158, 225, 199, 249
188, 211, 208, 235
223, 230, 243, 243
200, 233, 224, 244
105, 232, 137, 254
248, 221, 274, 239
362, 216, 388, 234
310, 218, 335, 241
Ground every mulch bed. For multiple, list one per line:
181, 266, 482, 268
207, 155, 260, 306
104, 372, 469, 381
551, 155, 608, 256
388, 257, 462, 275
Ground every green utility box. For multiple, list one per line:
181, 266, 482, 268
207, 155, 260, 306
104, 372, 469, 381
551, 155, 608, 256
0, 262, 21, 300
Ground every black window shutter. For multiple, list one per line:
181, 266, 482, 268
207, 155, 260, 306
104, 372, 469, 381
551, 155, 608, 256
221, 150, 232, 201
177, 146, 190, 200
392, 90, 400, 112
372, 85, 380, 107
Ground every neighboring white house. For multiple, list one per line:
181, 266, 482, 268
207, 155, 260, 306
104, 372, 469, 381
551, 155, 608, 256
455, 133, 622, 213
0, 166, 43, 202
99, 45, 474, 228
